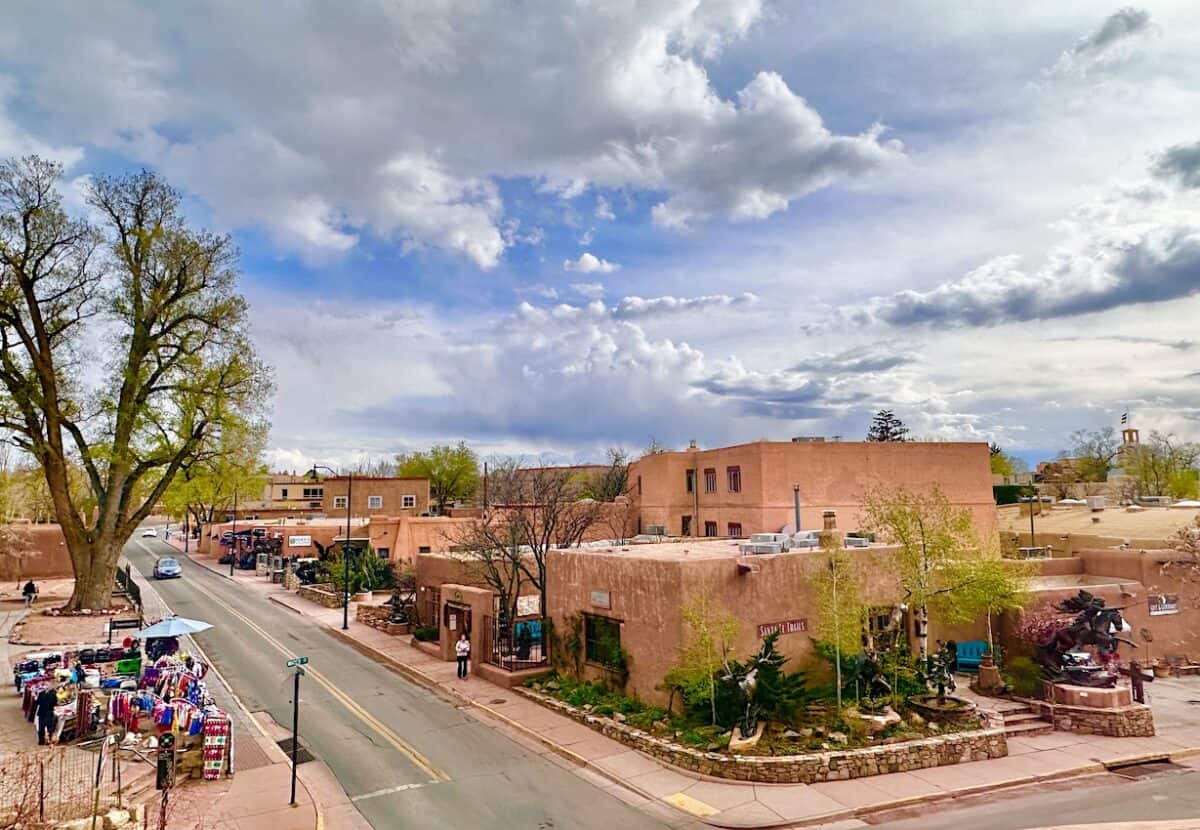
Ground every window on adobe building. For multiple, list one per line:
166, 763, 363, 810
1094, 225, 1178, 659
303, 487, 322, 499
703, 468, 716, 493
727, 466, 741, 493
584, 615, 622, 668
333, 496, 348, 509
681, 515, 692, 536
280, 488, 288, 499
418, 545, 431, 554
368, 495, 383, 509
685, 469, 696, 493
728, 522, 742, 538
704, 520, 717, 537
377, 547, 390, 559
637, 475, 642, 494
402, 494, 417, 508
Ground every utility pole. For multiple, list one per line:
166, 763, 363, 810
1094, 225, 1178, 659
343, 472, 353, 631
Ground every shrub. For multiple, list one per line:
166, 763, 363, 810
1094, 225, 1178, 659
1004, 655, 1043, 698
412, 625, 439, 642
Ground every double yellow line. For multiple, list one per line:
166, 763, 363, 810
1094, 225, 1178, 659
184, 566, 449, 784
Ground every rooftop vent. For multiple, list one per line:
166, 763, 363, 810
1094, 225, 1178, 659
791, 436, 826, 443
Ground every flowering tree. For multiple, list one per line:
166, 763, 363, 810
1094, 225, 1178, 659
1016, 607, 1071, 648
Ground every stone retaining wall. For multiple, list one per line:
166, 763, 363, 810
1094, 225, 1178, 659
515, 688, 1008, 784
1028, 700, 1155, 737
356, 604, 412, 635
297, 582, 342, 609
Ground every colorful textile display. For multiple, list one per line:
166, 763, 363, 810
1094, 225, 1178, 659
202, 714, 232, 780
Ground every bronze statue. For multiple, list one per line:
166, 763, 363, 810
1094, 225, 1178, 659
1035, 591, 1135, 687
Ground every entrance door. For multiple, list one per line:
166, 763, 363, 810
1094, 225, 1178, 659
444, 603, 472, 636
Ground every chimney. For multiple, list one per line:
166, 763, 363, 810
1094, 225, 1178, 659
819, 510, 842, 548
688, 439, 697, 450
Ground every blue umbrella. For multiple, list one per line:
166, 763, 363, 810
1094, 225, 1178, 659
134, 617, 213, 639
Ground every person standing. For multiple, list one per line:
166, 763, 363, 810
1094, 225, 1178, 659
455, 633, 470, 679
21, 580, 37, 608
35, 684, 58, 745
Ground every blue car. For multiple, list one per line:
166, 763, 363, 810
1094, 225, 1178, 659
153, 557, 182, 579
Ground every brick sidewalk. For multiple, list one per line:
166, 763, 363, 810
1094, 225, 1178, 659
182, 548, 1200, 828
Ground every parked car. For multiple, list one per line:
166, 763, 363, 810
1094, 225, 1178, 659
140, 528, 157, 538
153, 557, 182, 579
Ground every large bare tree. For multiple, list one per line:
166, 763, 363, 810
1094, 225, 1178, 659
0, 157, 267, 609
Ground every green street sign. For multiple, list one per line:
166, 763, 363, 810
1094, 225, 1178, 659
286, 656, 309, 668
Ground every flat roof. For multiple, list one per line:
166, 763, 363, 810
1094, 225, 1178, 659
557, 538, 884, 562
999, 504, 1200, 539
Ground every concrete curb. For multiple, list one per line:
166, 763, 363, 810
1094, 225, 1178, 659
269, 595, 305, 615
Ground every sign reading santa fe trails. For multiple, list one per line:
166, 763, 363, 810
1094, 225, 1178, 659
757, 618, 808, 638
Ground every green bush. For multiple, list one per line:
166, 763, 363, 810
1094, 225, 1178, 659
319, 547, 395, 594
1004, 655, 1043, 698
412, 625, 439, 642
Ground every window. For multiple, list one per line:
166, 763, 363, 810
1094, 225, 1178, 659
703, 468, 716, 493
302, 487, 322, 499
418, 545, 431, 554
637, 475, 642, 495
584, 615, 623, 668
704, 520, 717, 537
727, 466, 741, 493
685, 469, 696, 493
402, 494, 417, 509
280, 488, 288, 499
728, 522, 743, 538
377, 548, 390, 559
368, 495, 383, 509
333, 496, 348, 509
681, 515, 692, 536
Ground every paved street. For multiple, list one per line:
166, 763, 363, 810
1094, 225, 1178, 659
865, 762, 1200, 828
125, 537, 681, 830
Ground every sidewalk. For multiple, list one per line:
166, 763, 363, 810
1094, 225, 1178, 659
182, 549, 1200, 829
125, 545, 319, 830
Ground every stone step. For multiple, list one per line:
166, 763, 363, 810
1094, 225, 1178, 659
1001, 711, 1043, 724
1003, 720, 1053, 736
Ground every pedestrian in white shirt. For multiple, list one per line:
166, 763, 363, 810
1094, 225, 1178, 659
455, 633, 470, 679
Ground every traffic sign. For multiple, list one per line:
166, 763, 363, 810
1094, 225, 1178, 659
286, 656, 309, 668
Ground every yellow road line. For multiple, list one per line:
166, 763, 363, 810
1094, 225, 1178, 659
176, 559, 449, 783
663, 792, 719, 817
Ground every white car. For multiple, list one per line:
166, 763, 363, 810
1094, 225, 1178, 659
140, 528, 157, 538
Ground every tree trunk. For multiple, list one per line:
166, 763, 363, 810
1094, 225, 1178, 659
64, 536, 123, 611
918, 604, 929, 668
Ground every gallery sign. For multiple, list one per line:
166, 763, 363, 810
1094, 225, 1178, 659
1149, 594, 1179, 616
288, 535, 313, 547
590, 590, 611, 610
517, 595, 541, 617
757, 618, 808, 638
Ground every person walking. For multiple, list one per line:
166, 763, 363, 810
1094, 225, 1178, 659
21, 580, 37, 608
35, 684, 59, 745
455, 633, 470, 679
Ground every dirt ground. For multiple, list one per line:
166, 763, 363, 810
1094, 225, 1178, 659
0, 577, 76, 606
998, 503, 1200, 540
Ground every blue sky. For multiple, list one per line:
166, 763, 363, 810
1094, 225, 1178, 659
1, 1, 1198, 470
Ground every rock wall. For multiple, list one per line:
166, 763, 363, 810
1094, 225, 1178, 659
356, 604, 411, 635
1028, 701, 1155, 737
515, 688, 1008, 784
297, 582, 342, 609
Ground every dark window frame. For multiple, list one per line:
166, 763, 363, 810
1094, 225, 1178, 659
685, 469, 696, 494
584, 614, 623, 669
727, 466, 741, 493
681, 515, 692, 536
728, 522, 743, 538
704, 520, 718, 537
703, 468, 716, 493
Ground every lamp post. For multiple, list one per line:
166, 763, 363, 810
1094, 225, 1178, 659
793, 484, 801, 533
229, 489, 238, 577
311, 465, 353, 630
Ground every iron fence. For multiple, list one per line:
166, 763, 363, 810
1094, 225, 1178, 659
419, 588, 440, 630
114, 563, 142, 612
481, 615, 548, 671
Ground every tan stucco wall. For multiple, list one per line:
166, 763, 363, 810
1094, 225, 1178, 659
631, 441, 996, 540
0, 523, 73, 579
321, 477, 431, 517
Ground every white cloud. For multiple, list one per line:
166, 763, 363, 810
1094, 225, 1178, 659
578, 227, 595, 246
571, 282, 605, 299
614, 293, 757, 318
563, 252, 620, 274
1046, 7, 1154, 78
0, 1, 898, 267
594, 196, 615, 220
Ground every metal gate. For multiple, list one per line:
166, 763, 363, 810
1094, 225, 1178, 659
482, 615, 547, 670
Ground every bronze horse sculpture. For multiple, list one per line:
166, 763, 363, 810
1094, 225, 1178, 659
1035, 590, 1136, 687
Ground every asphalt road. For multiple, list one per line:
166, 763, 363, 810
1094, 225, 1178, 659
868, 764, 1200, 828
125, 537, 679, 830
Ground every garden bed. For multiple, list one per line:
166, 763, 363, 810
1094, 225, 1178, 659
517, 681, 1007, 784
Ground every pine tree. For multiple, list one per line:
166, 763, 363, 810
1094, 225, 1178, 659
866, 409, 910, 442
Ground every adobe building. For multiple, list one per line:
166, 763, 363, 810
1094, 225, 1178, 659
320, 476, 431, 518
0, 523, 74, 579
355, 514, 477, 568
195, 517, 368, 559
629, 440, 996, 540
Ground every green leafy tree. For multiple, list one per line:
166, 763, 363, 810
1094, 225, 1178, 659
162, 419, 267, 539
866, 409, 909, 442
863, 485, 1026, 666
395, 441, 479, 514
1123, 431, 1200, 498
582, 447, 630, 501
989, 443, 1027, 477
662, 589, 740, 725
812, 539, 865, 708
0, 157, 267, 610
1068, 427, 1121, 482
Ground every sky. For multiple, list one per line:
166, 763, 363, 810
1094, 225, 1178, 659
1, 1, 1198, 470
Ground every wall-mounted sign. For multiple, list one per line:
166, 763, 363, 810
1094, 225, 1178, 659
1149, 594, 1179, 616
757, 618, 808, 638
287, 535, 312, 547
590, 590, 611, 610
517, 595, 541, 617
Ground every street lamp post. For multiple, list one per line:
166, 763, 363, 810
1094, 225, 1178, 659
311, 465, 353, 630
229, 489, 238, 577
